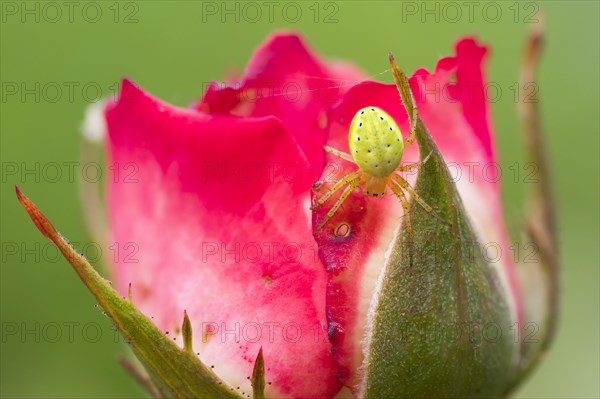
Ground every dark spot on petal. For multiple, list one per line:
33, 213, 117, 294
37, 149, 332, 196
357, 137, 360, 141
334, 223, 351, 238
380, 116, 384, 120
361, 110, 365, 114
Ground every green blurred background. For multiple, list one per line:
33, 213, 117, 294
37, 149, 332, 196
1, 1, 598, 398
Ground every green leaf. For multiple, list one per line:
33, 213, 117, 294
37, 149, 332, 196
16, 186, 243, 399
359, 62, 516, 398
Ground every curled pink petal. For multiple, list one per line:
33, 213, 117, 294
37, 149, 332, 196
196, 32, 366, 170
106, 78, 342, 399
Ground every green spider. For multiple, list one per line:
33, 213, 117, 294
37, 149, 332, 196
311, 59, 435, 234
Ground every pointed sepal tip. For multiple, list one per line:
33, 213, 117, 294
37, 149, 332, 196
251, 347, 265, 399
182, 310, 194, 353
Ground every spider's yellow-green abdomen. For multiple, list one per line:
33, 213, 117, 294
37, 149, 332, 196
348, 107, 404, 177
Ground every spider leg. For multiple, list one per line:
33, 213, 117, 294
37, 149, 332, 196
323, 145, 357, 164
387, 180, 413, 236
311, 170, 361, 210
397, 150, 433, 172
391, 174, 433, 213
404, 91, 418, 146
389, 54, 419, 146
392, 175, 451, 227
314, 177, 362, 233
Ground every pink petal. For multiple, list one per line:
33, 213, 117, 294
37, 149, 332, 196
196, 32, 366, 170
313, 38, 521, 391
105, 79, 342, 399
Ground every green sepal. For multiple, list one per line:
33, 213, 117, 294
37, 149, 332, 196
182, 310, 194, 354
251, 348, 266, 399
16, 186, 243, 399
505, 20, 559, 395
359, 61, 517, 398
